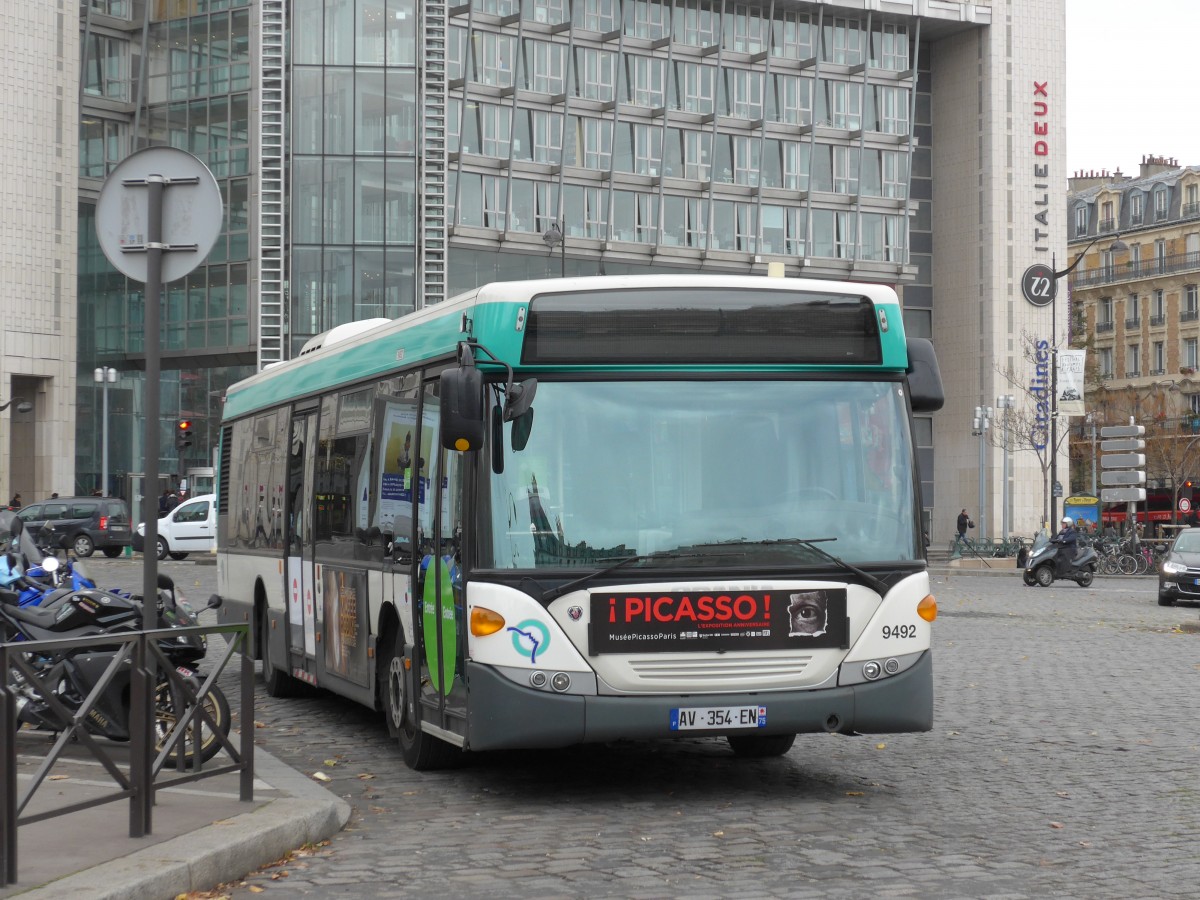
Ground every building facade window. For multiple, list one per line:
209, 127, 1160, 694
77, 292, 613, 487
676, 0, 720, 48
1185, 284, 1199, 320
1186, 338, 1199, 370
1074, 203, 1088, 237
577, 48, 617, 102
1152, 341, 1165, 375
870, 21, 909, 71
1129, 192, 1143, 225
1155, 186, 1169, 221
773, 11, 814, 61
1126, 344, 1140, 377
1099, 347, 1114, 378
823, 17, 863, 65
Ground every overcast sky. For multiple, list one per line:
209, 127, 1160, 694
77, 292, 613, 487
1066, 0, 1198, 177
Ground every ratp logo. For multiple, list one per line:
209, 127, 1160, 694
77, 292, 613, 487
507, 619, 551, 665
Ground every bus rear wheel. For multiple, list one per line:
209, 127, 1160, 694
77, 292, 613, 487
260, 603, 301, 698
384, 631, 460, 771
727, 733, 796, 758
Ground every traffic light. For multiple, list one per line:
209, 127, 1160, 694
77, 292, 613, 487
177, 419, 193, 449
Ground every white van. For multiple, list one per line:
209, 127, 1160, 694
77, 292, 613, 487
135, 493, 216, 560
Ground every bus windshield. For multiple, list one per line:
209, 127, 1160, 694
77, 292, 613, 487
485, 379, 920, 569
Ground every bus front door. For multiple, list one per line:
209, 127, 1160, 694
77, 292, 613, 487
414, 385, 468, 743
287, 411, 318, 665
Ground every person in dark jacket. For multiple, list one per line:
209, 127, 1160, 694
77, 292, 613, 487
955, 509, 973, 547
1051, 516, 1078, 576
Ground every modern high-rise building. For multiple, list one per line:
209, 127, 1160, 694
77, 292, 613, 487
1, 0, 1072, 544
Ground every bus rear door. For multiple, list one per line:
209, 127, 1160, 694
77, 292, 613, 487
287, 409, 319, 665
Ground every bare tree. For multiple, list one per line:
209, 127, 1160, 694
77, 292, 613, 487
989, 333, 1073, 529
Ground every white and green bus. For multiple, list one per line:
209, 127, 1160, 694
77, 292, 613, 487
215, 274, 944, 769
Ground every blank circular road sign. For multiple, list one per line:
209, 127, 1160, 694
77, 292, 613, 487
95, 146, 223, 284
1181, 498, 1192, 513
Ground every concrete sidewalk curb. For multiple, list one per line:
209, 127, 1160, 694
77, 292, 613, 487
12, 746, 351, 900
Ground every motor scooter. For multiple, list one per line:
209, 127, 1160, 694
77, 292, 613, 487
1022, 532, 1098, 587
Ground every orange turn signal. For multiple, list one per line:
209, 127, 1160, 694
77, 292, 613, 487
470, 606, 506, 637
917, 594, 938, 622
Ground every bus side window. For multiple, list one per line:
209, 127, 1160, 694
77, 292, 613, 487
391, 515, 415, 564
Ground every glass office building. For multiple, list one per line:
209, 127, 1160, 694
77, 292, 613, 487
64, 0, 1071, 540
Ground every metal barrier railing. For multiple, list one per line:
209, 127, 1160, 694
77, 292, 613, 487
0, 623, 253, 886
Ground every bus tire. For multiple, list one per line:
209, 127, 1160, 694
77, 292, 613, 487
727, 733, 796, 758
261, 602, 301, 698
387, 631, 460, 771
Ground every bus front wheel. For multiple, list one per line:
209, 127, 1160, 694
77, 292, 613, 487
727, 733, 796, 758
385, 631, 460, 771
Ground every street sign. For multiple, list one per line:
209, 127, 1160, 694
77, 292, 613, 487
1099, 425, 1146, 438
1100, 438, 1146, 452
1101, 487, 1147, 502
1101, 471, 1146, 486
95, 146, 223, 283
1101, 453, 1146, 468
1180, 498, 1192, 513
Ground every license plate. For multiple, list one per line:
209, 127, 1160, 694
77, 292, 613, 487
670, 705, 766, 731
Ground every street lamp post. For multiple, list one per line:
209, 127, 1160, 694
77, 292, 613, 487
997, 394, 1014, 539
973, 405, 992, 541
94, 367, 117, 497
541, 221, 566, 277
1049, 234, 1129, 526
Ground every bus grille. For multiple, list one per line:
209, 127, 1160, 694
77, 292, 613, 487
626, 655, 813, 684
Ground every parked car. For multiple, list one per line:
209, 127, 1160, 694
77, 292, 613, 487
16, 496, 132, 558
1157, 526, 1200, 606
134, 493, 216, 560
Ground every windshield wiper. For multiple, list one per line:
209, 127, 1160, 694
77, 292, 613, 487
541, 549, 725, 603
706, 537, 889, 596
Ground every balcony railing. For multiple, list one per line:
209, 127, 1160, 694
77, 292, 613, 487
1183, 202, 1200, 218
1182, 309, 1200, 323
1150, 314, 1166, 327
1125, 369, 1141, 377
1098, 217, 1115, 233
1125, 317, 1141, 329
1097, 320, 1115, 333
1071, 249, 1200, 288
1150, 368, 1166, 376
1129, 213, 1143, 225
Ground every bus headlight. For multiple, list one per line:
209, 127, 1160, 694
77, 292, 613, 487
862, 661, 882, 680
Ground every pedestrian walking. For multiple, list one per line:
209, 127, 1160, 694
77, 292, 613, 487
8, 493, 21, 510
955, 508, 973, 547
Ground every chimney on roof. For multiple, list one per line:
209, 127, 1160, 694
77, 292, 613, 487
1140, 154, 1180, 178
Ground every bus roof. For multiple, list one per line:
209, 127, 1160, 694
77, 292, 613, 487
222, 274, 909, 421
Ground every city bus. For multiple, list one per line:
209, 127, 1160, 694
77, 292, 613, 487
215, 274, 945, 770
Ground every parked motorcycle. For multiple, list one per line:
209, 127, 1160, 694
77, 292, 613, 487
1022, 532, 1098, 587
1, 518, 231, 763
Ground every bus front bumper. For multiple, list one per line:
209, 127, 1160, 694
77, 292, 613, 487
464, 650, 932, 752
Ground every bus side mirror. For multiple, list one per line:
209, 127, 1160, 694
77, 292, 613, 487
439, 366, 486, 451
905, 338, 945, 413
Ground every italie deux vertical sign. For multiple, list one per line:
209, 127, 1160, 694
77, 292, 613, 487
1018, 78, 1083, 449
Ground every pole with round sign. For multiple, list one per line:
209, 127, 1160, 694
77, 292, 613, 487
95, 147, 222, 836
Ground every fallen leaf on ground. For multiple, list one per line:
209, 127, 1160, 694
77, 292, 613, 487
845, 791, 865, 796
312, 771, 331, 782
357, 773, 376, 780
1049, 821, 1064, 829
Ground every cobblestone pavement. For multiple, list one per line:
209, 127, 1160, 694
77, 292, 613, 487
89, 560, 1200, 898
